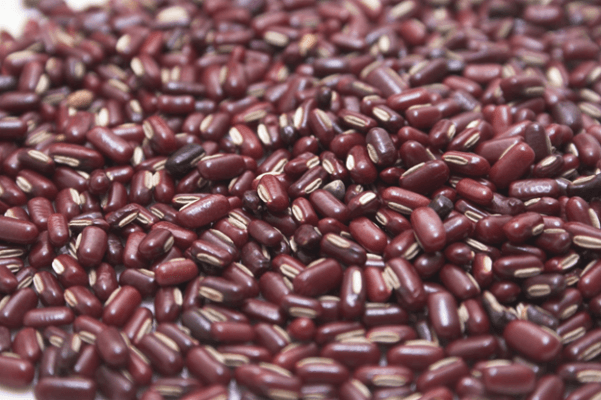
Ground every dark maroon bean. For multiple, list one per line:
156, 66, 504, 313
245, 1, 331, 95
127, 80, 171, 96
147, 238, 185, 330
557, 311, 592, 345
411, 206, 446, 253
526, 375, 564, 400
480, 362, 536, 395
154, 287, 182, 323
488, 142, 536, 189
23, 306, 75, 329
138, 228, 174, 260
541, 287, 582, 321
177, 194, 230, 229
346, 145, 378, 185
259, 272, 292, 304
295, 357, 349, 385
493, 255, 543, 279
565, 383, 601, 400
31, 270, 63, 307
309, 189, 350, 222
320, 233, 366, 266
254, 322, 291, 354
0, 287, 39, 328
383, 258, 426, 311
103, 286, 142, 327
64, 286, 102, 318
241, 298, 286, 325
338, 266, 366, 320
564, 328, 601, 361
152, 221, 197, 251
13, 327, 44, 364
76, 226, 107, 268
89, 263, 118, 303
415, 357, 469, 392
293, 258, 343, 297
186, 346, 231, 386
320, 339, 379, 369
287, 317, 316, 342
427, 292, 462, 341
143, 115, 177, 155
120, 307, 153, 347
96, 365, 136, 400
383, 229, 420, 261
556, 361, 601, 384
35, 376, 96, 400
137, 332, 184, 377
0, 325, 10, 353
86, 126, 133, 164
523, 273, 566, 299
314, 321, 364, 346
38, 345, 59, 378
0, 353, 35, 388
95, 326, 129, 368
256, 174, 289, 213
445, 335, 497, 361
502, 212, 545, 244
118, 269, 156, 298
399, 160, 450, 195
0, 215, 39, 245
156, 324, 198, 356
503, 320, 562, 362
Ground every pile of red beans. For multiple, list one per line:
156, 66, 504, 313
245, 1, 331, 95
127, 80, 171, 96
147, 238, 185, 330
1, 0, 601, 398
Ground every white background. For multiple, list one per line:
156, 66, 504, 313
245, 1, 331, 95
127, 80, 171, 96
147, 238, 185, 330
2, 1, 105, 399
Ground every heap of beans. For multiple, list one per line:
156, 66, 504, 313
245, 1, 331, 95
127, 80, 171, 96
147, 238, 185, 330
1, 0, 601, 398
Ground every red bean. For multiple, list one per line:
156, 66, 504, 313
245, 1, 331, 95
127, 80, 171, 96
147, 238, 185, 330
186, 346, 231, 386
0, 353, 35, 388
383, 258, 426, 311
95, 326, 129, 368
527, 375, 564, 400
102, 286, 142, 327
5, 0, 601, 397
411, 207, 446, 253
35, 376, 96, 400
488, 142, 536, 189
176, 194, 230, 229
137, 332, 184, 377
415, 357, 469, 392
0, 215, 39, 245
480, 362, 536, 395
503, 320, 562, 362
